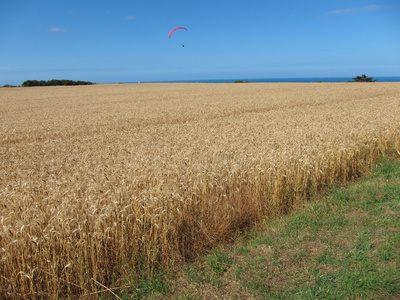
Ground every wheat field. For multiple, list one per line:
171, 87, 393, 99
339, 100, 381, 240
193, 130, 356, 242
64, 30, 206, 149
1, 83, 399, 297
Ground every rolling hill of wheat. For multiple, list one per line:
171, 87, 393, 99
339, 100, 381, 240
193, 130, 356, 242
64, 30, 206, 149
1, 83, 399, 297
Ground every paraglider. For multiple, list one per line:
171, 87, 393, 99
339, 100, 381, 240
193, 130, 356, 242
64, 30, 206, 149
169, 27, 187, 47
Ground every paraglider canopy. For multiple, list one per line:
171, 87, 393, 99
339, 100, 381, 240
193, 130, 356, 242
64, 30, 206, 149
169, 27, 187, 38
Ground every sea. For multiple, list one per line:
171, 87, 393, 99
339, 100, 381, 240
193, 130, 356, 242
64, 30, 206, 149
134, 76, 400, 84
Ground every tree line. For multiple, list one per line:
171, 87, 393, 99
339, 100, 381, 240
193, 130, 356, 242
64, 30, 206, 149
22, 79, 94, 87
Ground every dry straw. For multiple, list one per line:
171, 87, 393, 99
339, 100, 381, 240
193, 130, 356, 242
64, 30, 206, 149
1, 83, 399, 297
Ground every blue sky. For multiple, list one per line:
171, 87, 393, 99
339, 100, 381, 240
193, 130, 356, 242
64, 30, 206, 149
1, 0, 399, 85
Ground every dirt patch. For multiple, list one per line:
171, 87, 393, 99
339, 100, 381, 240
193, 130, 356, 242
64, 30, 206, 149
345, 210, 369, 219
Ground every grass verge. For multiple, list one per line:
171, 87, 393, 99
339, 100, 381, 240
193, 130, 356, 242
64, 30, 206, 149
129, 157, 400, 299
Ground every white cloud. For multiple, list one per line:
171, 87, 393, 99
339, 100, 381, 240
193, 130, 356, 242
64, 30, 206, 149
48, 25, 67, 32
125, 15, 134, 20
322, 5, 397, 16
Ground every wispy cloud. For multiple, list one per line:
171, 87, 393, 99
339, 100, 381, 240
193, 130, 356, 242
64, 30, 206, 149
321, 5, 398, 16
125, 15, 134, 20
48, 25, 67, 32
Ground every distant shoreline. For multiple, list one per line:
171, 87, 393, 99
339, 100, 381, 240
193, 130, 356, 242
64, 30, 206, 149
121, 76, 400, 84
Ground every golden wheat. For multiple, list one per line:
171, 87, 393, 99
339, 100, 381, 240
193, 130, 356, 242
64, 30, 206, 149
1, 83, 399, 297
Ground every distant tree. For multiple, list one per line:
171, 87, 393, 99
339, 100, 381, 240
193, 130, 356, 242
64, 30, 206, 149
22, 80, 38, 87
353, 74, 376, 82
48, 79, 61, 86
